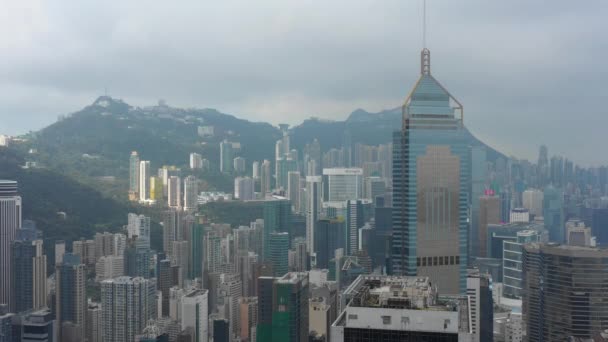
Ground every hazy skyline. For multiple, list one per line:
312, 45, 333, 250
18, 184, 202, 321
1, 1, 607, 165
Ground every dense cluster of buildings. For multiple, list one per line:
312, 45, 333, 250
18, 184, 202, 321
3, 47, 608, 342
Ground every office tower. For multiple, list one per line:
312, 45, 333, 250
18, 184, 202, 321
543, 185, 564, 242
260, 160, 272, 195
287, 171, 301, 213
314, 218, 342, 269
0, 306, 13, 342
56, 253, 86, 341
101, 276, 157, 342
306, 176, 323, 254
478, 194, 500, 257
269, 232, 289, 277
220, 140, 233, 173
263, 199, 292, 260
128, 213, 151, 246
309, 296, 332, 341
240, 297, 258, 342
502, 230, 540, 299
276, 157, 298, 190
12, 224, 47, 313
499, 190, 511, 223
213, 319, 230, 342
184, 175, 199, 211
256, 272, 309, 342
87, 301, 102, 342
124, 238, 152, 278
162, 209, 182, 257
466, 271, 493, 342
364, 176, 385, 203
139, 160, 151, 201
190, 152, 203, 169
292, 237, 308, 272
509, 208, 530, 223
391, 48, 470, 295
158, 259, 177, 317
342, 130, 352, 167
522, 188, 543, 217
470, 146, 487, 259
168, 176, 182, 208
234, 156, 246, 174
129, 151, 140, 199
0, 180, 21, 308
322, 168, 363, 202
181, 289, 209, 342
190, 224, 205, 280
235, 177, 255, 201
95, 255, 124, 281
150, 176, 163, 201
566, 219, 592, 246
21, 308, 56, 342
523, 243, 608, 341
537, 145, 549, 187
331, 275, 473, 341
346, 199, 372, 255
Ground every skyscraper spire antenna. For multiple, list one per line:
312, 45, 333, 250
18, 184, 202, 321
420, 0, 431, 75
423, 0, 426, 49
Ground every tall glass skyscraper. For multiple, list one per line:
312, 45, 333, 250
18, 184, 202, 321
391, 49, 470, 295
0, 180, 21, 309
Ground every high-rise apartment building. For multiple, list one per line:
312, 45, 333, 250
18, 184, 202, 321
190, 152, 203, 169
391, 48, 470, 295
276, 157, 298, 190
56, 253, 86, 341
0, 180, 21, 308
139, 160, 151, 201
12, 224, 47, 313
168, 176, 182, 208
260, 160, 272, 195
129, 151, 140, 199
235, 177, 255, 201
523, 243, 608, 341
234, 156, 246, 174
322, 168, 363, 202
184, 175, 199, 211
101, 276, 157, 342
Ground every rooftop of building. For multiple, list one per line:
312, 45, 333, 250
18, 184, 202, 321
276, 272, 308, 284
524, 242, 608, 257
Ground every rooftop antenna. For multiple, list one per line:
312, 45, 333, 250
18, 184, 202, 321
420, 0, 431, 75
423, 0, 426, 49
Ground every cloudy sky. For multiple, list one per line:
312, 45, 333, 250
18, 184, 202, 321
1, 1, 607, 165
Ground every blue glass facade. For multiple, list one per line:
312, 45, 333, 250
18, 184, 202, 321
391, 52, 470, 294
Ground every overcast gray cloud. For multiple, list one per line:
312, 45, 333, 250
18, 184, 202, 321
0, 0, 607, 165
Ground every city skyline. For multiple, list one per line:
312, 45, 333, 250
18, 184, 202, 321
1, 1, 607, 165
